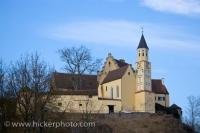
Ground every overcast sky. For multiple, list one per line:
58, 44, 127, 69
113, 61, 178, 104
1, 0, 200, 115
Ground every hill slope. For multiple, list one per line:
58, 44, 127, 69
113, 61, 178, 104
95, 113, 192, 133
6, 113, 193, 133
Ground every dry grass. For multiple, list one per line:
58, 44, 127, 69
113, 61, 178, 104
95, 113, 187, 133
5, 112, 193, 133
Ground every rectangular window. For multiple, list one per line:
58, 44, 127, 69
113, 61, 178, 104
163, 97, 165, 101
158, 96, 165, 101
111, 87, 113, 99
158, 97, 162, 101
116, 86, 119, 97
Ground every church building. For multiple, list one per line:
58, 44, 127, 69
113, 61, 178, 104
50, 34, 169, 113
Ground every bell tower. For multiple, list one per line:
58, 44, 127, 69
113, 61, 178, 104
134, 33, 155, 113
136, 33, 151, 91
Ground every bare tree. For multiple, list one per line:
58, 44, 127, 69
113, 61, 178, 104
0, 59, 6, 132
185, 95, 200, 132
0, 59, 5, 98
0, 60, 16, 133
7, 53, 53, 133
58, 46, 101, 90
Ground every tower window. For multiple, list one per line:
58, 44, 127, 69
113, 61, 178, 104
146, 53, 148, 56
108, 61, 111, 66
139, 53, 140, 56
128, 72, 130, 75
142, 53, 144, 56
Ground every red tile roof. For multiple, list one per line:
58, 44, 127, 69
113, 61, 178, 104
152, 79, 169, 94
101, 65, 129, 84
51, 72, 98, 95
51, 73, 169, 95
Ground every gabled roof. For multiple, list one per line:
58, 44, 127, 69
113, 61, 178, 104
114, 59, 129, 68
101, 65, 129, 84
137, 34, 149, 49
152, 79, 169, 94
52, 72, 98, 95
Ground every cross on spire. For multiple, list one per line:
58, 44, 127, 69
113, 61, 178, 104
141, 27, 144, 34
